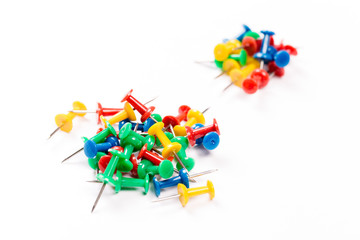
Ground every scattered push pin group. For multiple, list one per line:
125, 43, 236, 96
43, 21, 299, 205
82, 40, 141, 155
50, 90, 220, 212
197, 24, 297, 94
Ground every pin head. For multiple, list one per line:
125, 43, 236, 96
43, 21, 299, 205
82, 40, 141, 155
274, 50, 290, 68
202, 132, 220, 150
121, 89, 133, 103
242, 36, 257, 56
250, 69, 269, 89
187, 110, 205, 125
72, 101, 87, 117
140, 106, 155, 123
222, 59, 241, 74
178, 183, 189, 207
207, 180, 215, 200
153, 177, 161, 197
214, 43, 231, 61
162, 116, 180, 128
118, 122, 132, 139
55, 114, 73, 132
123, 102, 137, 121
242, 78, 258, 94
176, 157, 195, 171
162, 142, 182, 159
159, 160, 174, 179
84, 140, 98, 158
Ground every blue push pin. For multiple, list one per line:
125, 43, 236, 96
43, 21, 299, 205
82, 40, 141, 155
153, 168, 218, 197
119, 119, 145, 132
254, 30, 275, 68
266, 45, 290, 68
202, 132, 220, 150
84, 136, 120, 159
274, 50, 290, 68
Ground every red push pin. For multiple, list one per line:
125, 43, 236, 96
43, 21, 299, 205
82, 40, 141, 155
162, 105, 191, 129
68, 102, 123, 125
137, 143, 173, 165
242, 68, 270, 94
185, 119, 220, 147
267, 61, 285, 77
121, 89, 156, 123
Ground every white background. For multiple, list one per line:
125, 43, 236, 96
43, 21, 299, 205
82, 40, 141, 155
1, 0, 360, 239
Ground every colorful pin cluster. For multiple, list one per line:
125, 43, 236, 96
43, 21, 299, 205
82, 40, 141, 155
51, 90, 220, 212
211, 24, 297, 94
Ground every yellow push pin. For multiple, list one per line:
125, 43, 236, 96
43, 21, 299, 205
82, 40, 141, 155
173, 109, 205, 136
214, 58, 241, 79
153, 180, 215, 207
148, 122, 195, 182
100, 102, 136, 127
223, 57, 260, 92
48, 101, 87, 139
214, 40, 242, 61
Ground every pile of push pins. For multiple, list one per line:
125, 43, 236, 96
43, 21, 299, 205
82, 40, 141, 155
197, 24, 297, 93
49, 90, 219, 212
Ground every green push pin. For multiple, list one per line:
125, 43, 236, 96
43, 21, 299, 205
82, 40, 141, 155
137, 159, 174, 179
244, 31, 260, 39
92, 152, 125, 213
119, 123, 155, 151
109, 148, 134, 172
114, 172, 150, 194
88, 152, 107, 170
171, 137, 195, 171
62, 121, 117, 163
228, 49, 247, 66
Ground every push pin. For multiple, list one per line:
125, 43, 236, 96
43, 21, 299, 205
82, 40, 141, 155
48, 101, 87, 139
231, 36, 258, 57
100, 102, 136, 127
162, 105, 191, 129
97, 146, 131, 173
153, 169, 217, 197
223, 57, 260, 91
215, 58, 241, 79
185, 118, 220, 147
61, 121, 117, 163
137, 159, 174, 179
228, 49, 247, 66
173, 109, 205, 136
68, 102, 123, 124
121, 89, 156, 123
148, 122, 195, 182
153, 180, 215, 207
84, 136, 120, 159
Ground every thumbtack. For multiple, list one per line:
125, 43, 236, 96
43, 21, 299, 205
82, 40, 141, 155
84, 136, 120, 159
185, 118, 220, 147
48, 101, 87, 139
68, 102, 123, 124
214, 58, 241, 79
121, 89, 156, 123
162, 105, 191, 129
100, 102, 136, 127
153, 180, 215, 207
153, 168, 218, 197
137, 159, 174, 179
